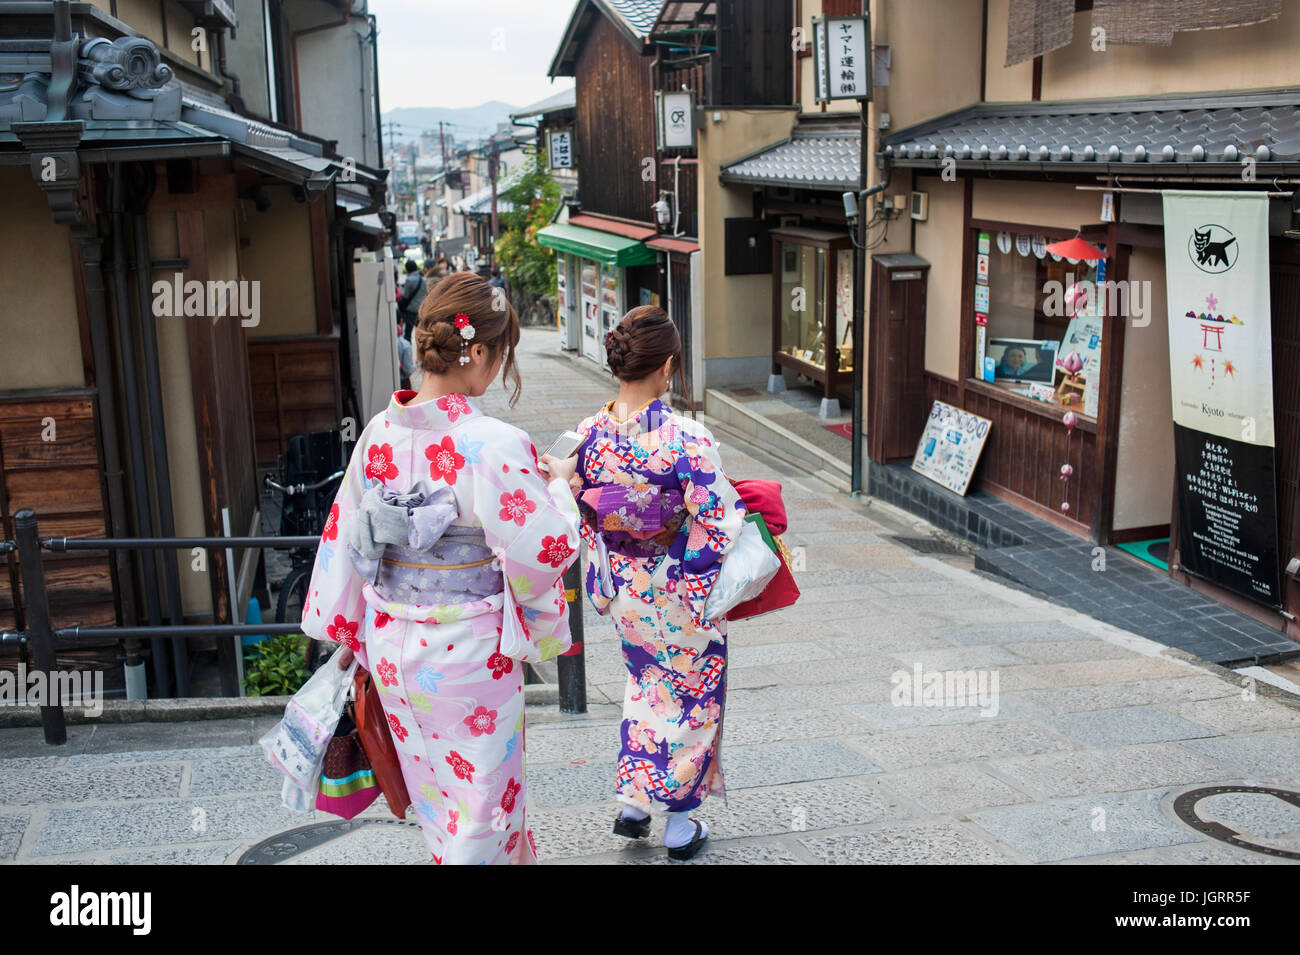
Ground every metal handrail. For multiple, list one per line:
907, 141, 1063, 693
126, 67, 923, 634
43, 535, 319, 552
6, 506, 588, 746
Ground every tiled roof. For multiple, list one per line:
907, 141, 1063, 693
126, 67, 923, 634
452, 164, 528, 215
604, 0, 666, 38
510, 86, 576, 121
883, 92, 1300, 167
0, 35, 384, 188
720, 119, 861, 191
549, 0, 664, 76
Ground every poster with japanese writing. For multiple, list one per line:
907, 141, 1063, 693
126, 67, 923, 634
1162, 190, 1280, 607
911, 401, 992, 496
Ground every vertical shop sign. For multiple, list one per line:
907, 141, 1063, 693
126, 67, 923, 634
1162, 191, 1281, 607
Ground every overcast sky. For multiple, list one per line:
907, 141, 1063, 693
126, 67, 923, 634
369, 0, 577, 110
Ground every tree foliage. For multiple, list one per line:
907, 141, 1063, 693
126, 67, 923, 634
494, 150, 562, 298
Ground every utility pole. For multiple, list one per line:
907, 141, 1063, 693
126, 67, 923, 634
489, 137, 499, 268
439, 121, 449, 237
382, 120, 402, 214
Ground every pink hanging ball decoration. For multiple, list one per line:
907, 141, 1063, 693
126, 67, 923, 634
1062, 411, 1077, 432
1060, 501, 1070, 514
1064, 282, 1090, 316
1060, 464, 1073, 479
1062, 351, 1084, 375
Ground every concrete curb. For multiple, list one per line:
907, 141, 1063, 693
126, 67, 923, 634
0, 682, 567, 727
916, 554, 1300, 712
0, 694, 292, 727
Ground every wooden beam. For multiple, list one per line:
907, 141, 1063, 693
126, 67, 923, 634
1091, 220, 1128, 545
957, 177, 974, 410
309, 194, 333, 335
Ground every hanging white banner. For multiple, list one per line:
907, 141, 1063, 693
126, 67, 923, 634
1162, 190, 1281, 607
1162, 190, 1274, 445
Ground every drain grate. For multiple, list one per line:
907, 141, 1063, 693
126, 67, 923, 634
1172, 785, 1300, 860
238, 817, 421, 865
892, 536, 967, 556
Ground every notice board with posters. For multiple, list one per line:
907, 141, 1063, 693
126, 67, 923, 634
911, 401, 992, 496
1162, 190, 1282, 608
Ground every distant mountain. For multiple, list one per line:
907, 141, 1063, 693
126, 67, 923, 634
382, 101, 517, 144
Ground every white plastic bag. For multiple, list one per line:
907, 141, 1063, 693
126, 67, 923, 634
703, 517, 781, 621
258, 646, 358, 798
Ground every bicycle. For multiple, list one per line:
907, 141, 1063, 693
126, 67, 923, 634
262, 430, 348, 672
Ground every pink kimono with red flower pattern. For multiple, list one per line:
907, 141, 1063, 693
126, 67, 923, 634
301, 391, 579, 864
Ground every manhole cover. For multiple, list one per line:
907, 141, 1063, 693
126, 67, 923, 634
237, 818, 422, 865
1172, 785, 1300, 860
892, 536, 967, 556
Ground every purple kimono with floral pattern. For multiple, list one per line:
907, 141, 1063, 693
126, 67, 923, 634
570, 398, 746, 813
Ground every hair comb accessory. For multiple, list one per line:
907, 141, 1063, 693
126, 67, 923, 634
452, 312, 474, 364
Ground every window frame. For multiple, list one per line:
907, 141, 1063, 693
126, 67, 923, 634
966, 217, 1104, 426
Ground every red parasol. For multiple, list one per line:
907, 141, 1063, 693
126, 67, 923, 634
1045, 236, 1106, 261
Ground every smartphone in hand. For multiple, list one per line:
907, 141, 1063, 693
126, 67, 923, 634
543, 430, 584, 461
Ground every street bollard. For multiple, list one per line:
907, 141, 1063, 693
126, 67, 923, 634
557, 558, 586, 714
13, 510, 67, 745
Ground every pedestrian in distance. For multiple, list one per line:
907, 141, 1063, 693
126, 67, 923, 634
399, 258, 427, 341
302, 271, 581, 864
395, 316, 416, 390
540, 306, 745, 860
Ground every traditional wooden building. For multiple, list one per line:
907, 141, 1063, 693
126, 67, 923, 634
859, 0, 1300, 648
541, 0, 802, 407
0, 0, 387, 695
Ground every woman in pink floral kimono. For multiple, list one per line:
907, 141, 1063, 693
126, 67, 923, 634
544, 306, 746, 861
301, 272, 580, 865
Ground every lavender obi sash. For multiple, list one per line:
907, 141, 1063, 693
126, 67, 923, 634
348, 483, 500, 607
578, 483, 685, 540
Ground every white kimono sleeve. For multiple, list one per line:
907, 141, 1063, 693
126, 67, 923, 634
299, 429, 373, 671
470, 423, 581, 662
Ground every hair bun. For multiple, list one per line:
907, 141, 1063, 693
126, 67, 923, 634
604, 325, 631, 375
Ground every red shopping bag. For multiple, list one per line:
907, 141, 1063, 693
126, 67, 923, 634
726, 480, 800, 622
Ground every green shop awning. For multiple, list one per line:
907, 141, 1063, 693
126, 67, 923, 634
536, 223, 658, 267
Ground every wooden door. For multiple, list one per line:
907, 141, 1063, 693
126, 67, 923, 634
869, 258, 930, 461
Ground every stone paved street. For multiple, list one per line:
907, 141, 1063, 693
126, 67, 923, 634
1, 329, 1298, 865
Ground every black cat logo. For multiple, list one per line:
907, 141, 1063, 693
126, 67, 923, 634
1187, 224, 1238, 273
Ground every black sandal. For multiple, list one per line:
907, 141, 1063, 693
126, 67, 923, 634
613, 811, 652, 839
666, 819, 708, 861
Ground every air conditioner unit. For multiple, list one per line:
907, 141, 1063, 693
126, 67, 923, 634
910, 191, 929, 221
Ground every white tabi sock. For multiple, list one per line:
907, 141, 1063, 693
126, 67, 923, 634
664, 813, 708, 848
620, 805, 650, 822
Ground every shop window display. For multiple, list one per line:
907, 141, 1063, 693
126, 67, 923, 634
779, 243, 829, 368
972, 229, 1103, 419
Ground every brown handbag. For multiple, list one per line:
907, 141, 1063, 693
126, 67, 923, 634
352, 669, 411, 819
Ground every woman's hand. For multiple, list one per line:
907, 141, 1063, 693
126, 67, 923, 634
538, 453, 577, 484
336, 645, 355, 670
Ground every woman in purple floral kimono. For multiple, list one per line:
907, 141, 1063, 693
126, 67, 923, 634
543, 306, 746, 860
302, 272, 580, 865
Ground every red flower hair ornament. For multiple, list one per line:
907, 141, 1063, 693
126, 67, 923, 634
453, 312, 475, 365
